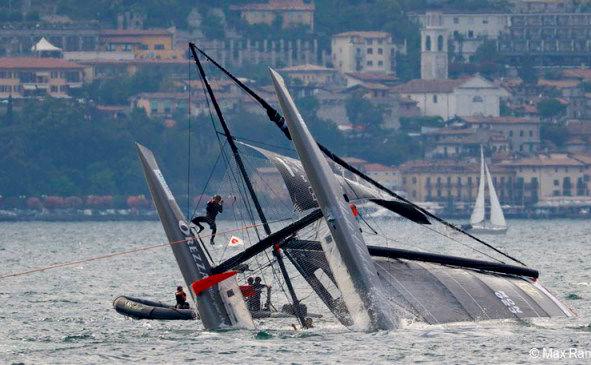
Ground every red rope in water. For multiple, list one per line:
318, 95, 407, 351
0, 222, 265, 280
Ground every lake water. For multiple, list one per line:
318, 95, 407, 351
0, 220, 590, 364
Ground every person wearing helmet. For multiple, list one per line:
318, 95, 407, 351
191, 195, 223, 245
175, 286, 190, 309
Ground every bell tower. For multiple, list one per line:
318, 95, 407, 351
421, 12, 448, 80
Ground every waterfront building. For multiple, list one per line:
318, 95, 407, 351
331, 31, 396, 75
230, 0, 315, 30
0, 57, 83, 98
394, 75, 509, 120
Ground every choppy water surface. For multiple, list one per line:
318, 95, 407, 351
0, 220, 590, 364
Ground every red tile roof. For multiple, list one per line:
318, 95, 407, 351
100, 29, 174, 36
280, 64, 334, 72
563, 68, 591, 81
566, 121, 591, 136
462, 116, 540, 125
399, 159, 509, 173
334, 31, 390, 38
0, 57, 83, 69
230, 0, 315, 11
364, 163, 398, 172
393, 78, 466, 94
345, 72, 397, 82
499, 154, 585, 167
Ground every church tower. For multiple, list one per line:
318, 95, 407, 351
421, 12, 448, 80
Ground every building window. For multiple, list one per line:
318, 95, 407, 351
367, 48, 373, 54
378, 60, 383, 66
367, 39, 373, 45
65, 71, 80, 82
154, 44, 165, 50
554, 179, 559, 186
425, 35, 432, 51
454, 17, 459, 24
472, 96, 483, 102
468, 30, 474, 38
529, 130, 533, 137
367, 60, 373, 66
50, 71, 58, 79
433, 95, 438, 103
520, 130, 524, 137
437, 35, 444, 51
509, 130, 513, 137
378, 48, 383, 55
50, 85, 58, 92
412, 177, 417, 184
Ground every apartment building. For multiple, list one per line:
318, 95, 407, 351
0, 57, 83, 98
331, 31, 395, 75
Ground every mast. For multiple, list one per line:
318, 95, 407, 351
191, 45, 528, 267
188, 43, 307, 328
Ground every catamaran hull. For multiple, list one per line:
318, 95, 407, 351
270, 69, 396, 331
467, 227, 508, 235
464, 224, 508, 235
136, 143, 254, 330
284, 245, 574, 325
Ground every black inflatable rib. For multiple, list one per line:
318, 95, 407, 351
113, 296, 196, 320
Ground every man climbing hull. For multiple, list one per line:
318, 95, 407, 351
136, 143, 254, 330
270, 69, 397, 331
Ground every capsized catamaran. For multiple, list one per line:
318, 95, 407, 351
465, 148, 508, 234
133, 43, 574, 331
270, 68, 397, 330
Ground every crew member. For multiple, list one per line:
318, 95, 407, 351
192, 195, 223, 245
350, 202, 362, 232
175, 286, 190, 309
252, 276, 271, 312
240, 277, 257, 311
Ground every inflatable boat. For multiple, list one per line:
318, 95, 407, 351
113, 295, 196, 320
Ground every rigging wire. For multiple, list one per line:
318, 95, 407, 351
193, 44, 526, 267
193, 60, 290, 302
217, 132, 296, 153
190, 143, 226, 220
187, 60, 192, 218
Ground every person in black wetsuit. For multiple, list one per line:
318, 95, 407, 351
191, 195, 223, 245
175, 286, 190, 309
252, 276, 271, 312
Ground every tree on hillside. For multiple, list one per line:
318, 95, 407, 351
517, 56, 539, 85
540, 121, 568, 147
346, 95, 384, 130
537, 98, 566, 119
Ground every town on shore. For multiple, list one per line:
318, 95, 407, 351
2, 0, 591, 220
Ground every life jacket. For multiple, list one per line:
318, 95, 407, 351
176, 290, 187, 303
239, 285, 255, 297
350, 203, 359, 217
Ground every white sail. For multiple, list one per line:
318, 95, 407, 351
484, 162, 507, 228
470, 148, 486, 225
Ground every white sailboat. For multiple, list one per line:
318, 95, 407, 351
466, 148, 508, 234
